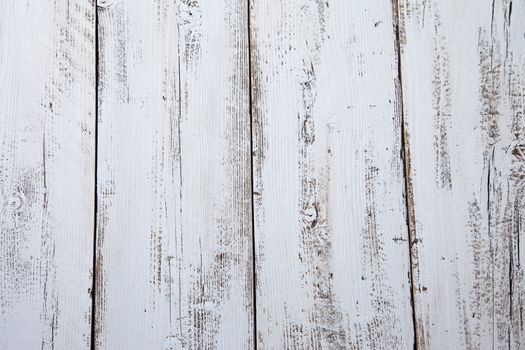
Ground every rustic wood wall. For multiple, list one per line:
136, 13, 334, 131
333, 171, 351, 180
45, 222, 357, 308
0, 0, 523, 349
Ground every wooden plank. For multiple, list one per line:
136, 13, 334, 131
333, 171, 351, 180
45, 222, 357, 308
0, 0, 95, 349
250, 0, 414, 348
398, 0, 525, 347
94, 0, 253, 348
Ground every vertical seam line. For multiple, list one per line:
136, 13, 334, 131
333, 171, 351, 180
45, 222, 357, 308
246, 0, 258, 348
91, 1, 99, 349
392, 0, 419, 349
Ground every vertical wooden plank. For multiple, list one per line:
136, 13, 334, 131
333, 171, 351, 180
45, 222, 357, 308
398, 0, 525, 347
250, 0, 414, 348
0, 0, 95, 349
95, 0, 253, 348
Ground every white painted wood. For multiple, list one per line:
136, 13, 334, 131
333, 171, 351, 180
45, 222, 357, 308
398, 0, 525, 347
250, 0, 414, 348
0, 0, 95, 349
3, 0, 522, 347
95, 0, 253, 348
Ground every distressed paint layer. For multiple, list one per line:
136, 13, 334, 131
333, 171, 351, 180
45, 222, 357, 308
0, 0, 95, 349
250, 0, 414, 348
95, 0, 253, 348
398, 0, 525, 347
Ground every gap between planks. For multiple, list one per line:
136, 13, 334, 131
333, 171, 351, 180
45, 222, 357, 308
392, 0, 420, 348
246, 0, 258, 348
91, 1, 99, 349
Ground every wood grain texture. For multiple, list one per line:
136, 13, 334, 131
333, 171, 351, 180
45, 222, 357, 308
398, 0, 525, 347
94, 0, 253, 348
250, 0, 414, 348
0, 0, 95, 349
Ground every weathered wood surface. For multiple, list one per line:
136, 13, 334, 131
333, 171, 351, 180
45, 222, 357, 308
250, 0, 414, 348
0, 0, 96, 349
95, 0, 253, 349
398, 0, 525, 348
1, 0, 525, 348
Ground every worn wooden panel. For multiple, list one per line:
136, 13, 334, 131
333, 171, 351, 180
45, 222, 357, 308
95, 0, 253, 348
398, 0, 525, 347
0, 0, 95, 349
250, 0, 414, 348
